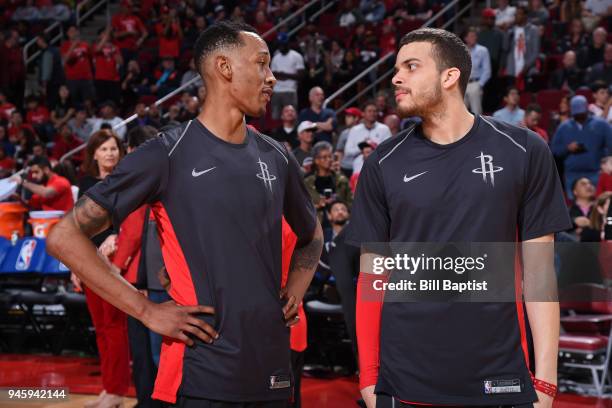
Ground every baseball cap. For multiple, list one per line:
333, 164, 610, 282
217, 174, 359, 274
482, 8, 496, 18
358, 140, 377, 150
277, 32, 289, 44
297, 121, 317, 133
302, 157, 313, 167
570, 95, 588, 116
344, 107, 363, 118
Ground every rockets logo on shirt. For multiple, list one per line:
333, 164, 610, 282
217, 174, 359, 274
257, 158, 277, 192
472, 152, 503, 187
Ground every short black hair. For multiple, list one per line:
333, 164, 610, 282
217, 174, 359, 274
506, 85, 520, 96
571, 177, 591, 192
525, 103, 541, 114
29, 155, 51, 169
591, 80, 609, 93
398, 28, 472, 96
193, 20, 259, 77
127, 125, 158, 149
327, 200, 350, 213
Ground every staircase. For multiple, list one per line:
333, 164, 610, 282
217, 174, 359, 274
24, 0, 120, 98
78, 1, 121, 43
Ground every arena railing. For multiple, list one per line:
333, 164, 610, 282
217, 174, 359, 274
75, 0, 110, 27
23, 0, 110, 68
59, 76, 202, 163
23, 22, 63, 66
262, 0, 338, 40
323, 0, 473, 112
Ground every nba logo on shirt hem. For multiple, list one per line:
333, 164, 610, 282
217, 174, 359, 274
483, 379, 522, 394
269, 375, 291, 389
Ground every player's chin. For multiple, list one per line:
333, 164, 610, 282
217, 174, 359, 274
396, 103, 416, 118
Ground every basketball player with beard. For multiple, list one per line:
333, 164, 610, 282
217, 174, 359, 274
347, 28, 571, 408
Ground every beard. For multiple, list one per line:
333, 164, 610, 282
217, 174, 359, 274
396, 81, 443, 119
333, 218, 348, 226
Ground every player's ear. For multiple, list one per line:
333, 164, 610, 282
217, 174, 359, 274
215, 55, 233, 81
441, 67, 461, 91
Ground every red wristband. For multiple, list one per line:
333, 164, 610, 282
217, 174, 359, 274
531, 374, 557, 397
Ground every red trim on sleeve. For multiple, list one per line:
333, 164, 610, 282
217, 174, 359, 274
150, 203, 199, 404
356, 272, 387, 390
282, 218, 307, 352
112, 205, 147, 284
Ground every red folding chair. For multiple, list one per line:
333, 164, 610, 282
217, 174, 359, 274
559, 283, 612, 396
536, 89, 569, 113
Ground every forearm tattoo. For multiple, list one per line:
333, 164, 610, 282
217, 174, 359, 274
289, 234, 324, 273
72, 196, 111, 238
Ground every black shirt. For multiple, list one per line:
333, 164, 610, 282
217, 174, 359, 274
86, 119, 317, 403
314, 175, 334, 196
347, 115, 572, 405
272, 126, 298, 149
292, 146, 311, 168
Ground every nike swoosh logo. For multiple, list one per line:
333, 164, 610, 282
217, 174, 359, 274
403, 171, 428, 183
192, 167, 216, 177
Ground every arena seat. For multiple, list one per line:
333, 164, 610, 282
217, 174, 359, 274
520, 91, 535, 109
537, 89, 568, 113
54, 292, 95, 354
575, 88, 594, 103
559, 284, 612, 396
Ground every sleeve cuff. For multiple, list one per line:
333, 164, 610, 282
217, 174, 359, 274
359, 373, 378, 391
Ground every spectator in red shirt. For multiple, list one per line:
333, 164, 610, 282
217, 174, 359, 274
8, 111, 36, 139
596, 156, 612, 195
253, 10, 273, 36
25, 97, 50, 126
155, 7, 182, 60
93, 27, 123, 105
51, 123, 83, 161
12, 155, 74, 212
522, 103, 549, 143
379, 17, 397, 56
111, 0, 148, 63
25, 96, 53, 142
0, 146, 15, 178
61, 25, 95, 106
0, 91, 16, 123
0, 31, 25, 109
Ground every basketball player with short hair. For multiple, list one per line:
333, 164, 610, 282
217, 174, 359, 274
347, 28, 571, 408
48, 21, 323, 408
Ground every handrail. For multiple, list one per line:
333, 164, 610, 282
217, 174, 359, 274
59, 75, 203, 163
23, 21, 63, 67
323, 52, 394, 109
322, 0, 466, 110
76, 0, 109, 27
262, 0, 319, 40
287, 0, 338, 38
336, 69, 395, 114
332, 0, 473, 113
